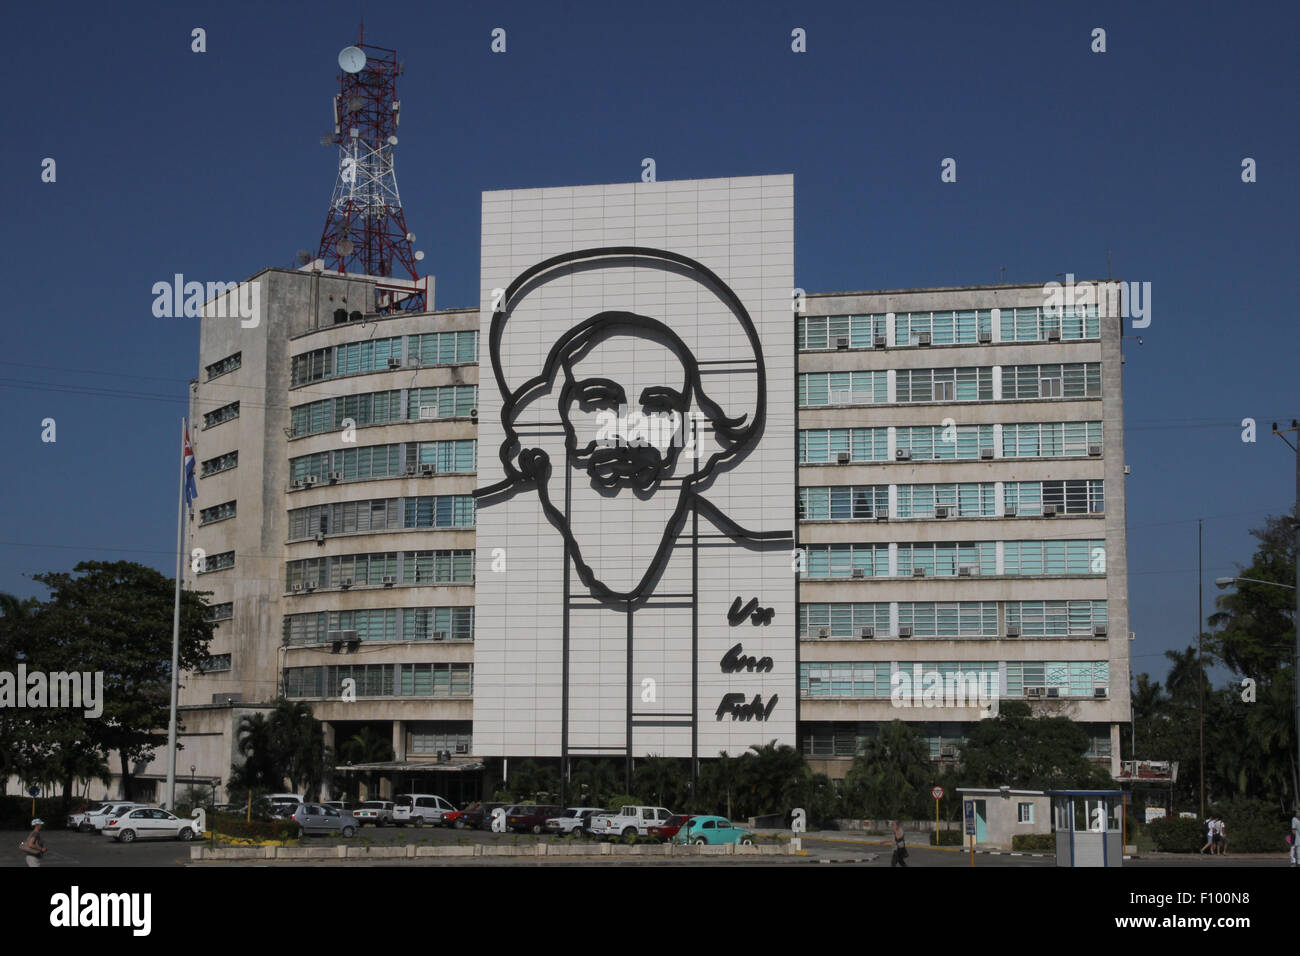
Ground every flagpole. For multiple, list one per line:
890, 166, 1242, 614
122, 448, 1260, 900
166, 417, 186, 810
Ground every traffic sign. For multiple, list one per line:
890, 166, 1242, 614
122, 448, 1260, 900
931, 786, 944, 800
963, 800, 976, 836
27, 786, 39, 798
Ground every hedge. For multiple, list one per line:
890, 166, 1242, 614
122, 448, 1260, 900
1148, 816, 1206, 852
1012, 833, 1056, 852
0, 796, 69, 830
209, 813, 299, 841
929, 829, 964, 846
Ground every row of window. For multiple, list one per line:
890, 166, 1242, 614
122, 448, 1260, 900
289, 440, 477, 482
202, 401, 240, 429
799, 480, 1104, 520
798, 363, 1100, 407
287, 495, 476, 540
205, 602, 234, 622
800, 540, 1106, 578
285, 550, 475, 590
196, 653, 231, 673
797, 307, 1100, 350
283, 606, 475, 644
799, 721, 1112, 758
201, 551, 234, 573
291, 331, 478, 387
201, 451, 238, 477
290, 385, 478, 436
799, 600, 1108, 638
798, 422, 1103, 463
285, 663, 473, 699
199, 500, 237, 525
800, 660, 1110, 698
408, 722, 473, 756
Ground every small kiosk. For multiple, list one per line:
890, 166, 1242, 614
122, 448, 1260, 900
1046, 789, 1124, 867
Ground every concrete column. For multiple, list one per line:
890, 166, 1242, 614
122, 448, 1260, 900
392, 720, 406, 760
321, 722, 336, 801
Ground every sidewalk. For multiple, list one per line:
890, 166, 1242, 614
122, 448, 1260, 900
750, 829, 1054, 858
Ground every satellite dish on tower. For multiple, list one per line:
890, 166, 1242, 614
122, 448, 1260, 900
337, 238, 354, 256
338, 46, 366, 74
296, 249, 312, 266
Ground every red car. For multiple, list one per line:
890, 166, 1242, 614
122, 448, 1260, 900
505, 805, 563, 834
648, 814, 698, 842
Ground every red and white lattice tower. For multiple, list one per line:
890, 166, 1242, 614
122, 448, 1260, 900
316, 27, 426, 311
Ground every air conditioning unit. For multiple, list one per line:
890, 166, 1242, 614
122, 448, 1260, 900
292, 478, 304, 489
382, 575, 395, 587
418, 406, 439, 420
433, 630, 449, 641
851, 568, 866, 579
455, 743, 468, 754
916, 332, 932, 346
302, 476, 318, 487
327, 629, 358, 643
469, 408, 478, 420
898, 625, 914, 638
836, 451, 851, 464
875, 507, 889, 520
817, 626, 829, 639
977, 330, 992, 343
1043, 504, 1059, 517
896, 448, 912, 461
1093, 687, 1108, 698
1047, 328, 1061, 342
327, 471, 342, 483
1088, 444, 1102, 456
873, 334, 886, 347
292, 583, 303, 592
834, 335, 850, 349
213, 693, 242, 705
1124, 465, 1131, 475
940, 744, 958, 758
859, 626, 874, 639
420, 464, 435, 476
1006, 624, 1022, 637
1025, 686, 1044, 698
387, 357, 401, 369
404, 466, 418, 476
934, 506, 950, 518
1093, 624, 1108, 636
340, 578, 352, 590
958, 566, 974, 577
1004, 505, 1017, 517
1046, 687, 1060, 698
315, 532, 325, 544
912, 567, 927, 577
304, 580, 317, 592
980, 447, 995, 460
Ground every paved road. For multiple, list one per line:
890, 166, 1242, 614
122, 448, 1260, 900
1, 830, 194, 867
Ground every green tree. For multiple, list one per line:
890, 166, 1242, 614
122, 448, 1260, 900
844, 721, 931, 819
960, 701, 1113, 790
633, 755, 688, 808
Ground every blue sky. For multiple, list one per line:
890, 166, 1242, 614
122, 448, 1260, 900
2, 0, 1296, 690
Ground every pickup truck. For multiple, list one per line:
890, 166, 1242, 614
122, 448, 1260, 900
588, 806, 673, 838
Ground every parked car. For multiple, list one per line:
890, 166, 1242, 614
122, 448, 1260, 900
292, 803, 358, 837
648, 814, 699, 842
323, 800, 358, 814
505, 805, 564, 834
264, 794, 304, 820
67, 801, 110, 832
84, 802, 146, 832
544, 808, 608, 835
353, 800, 395, 827
392, 794, 456, 827
589, 806, 673, 838
674, 815, 754, 846
442, 801, 500, 830
103, 807, 203, 843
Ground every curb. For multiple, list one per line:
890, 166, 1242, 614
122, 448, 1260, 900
191, 841, 796, 862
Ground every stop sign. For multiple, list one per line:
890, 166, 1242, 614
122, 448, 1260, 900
931, 786, 944, 800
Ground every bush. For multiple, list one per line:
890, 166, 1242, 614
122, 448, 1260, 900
1012, 833, 1056, 852
1148, 816, 1205, 852
1213, 797, 1289, 853
929, 830, 964, 846
600, 795, 644, 813
0, 796, 71, 830
209, 812, 299, 842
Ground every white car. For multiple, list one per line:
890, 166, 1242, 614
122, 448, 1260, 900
392, 794, 456, 827
103, 807, 203, 843
353, 800, 395, 826
589, 806, 673, 838
84, 802, 146, 832
66, 801, 111, 832
545, 807, 608, 835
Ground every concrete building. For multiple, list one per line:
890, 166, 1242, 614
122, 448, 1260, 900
123, 176, 1128, 803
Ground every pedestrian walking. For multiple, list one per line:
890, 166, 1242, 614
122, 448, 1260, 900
890, 820, 908, 867
19, 818, 47, 867
1215, 818, 1227, 855
1199, 816, 1215, 854
1289, 810, 1299, 866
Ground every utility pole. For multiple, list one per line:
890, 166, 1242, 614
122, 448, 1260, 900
1272, 421, 1300, 812
1198, 517, 1204, 818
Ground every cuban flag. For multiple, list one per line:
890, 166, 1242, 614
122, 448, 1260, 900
183, 424, 198, 512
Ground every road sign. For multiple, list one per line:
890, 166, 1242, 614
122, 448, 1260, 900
931, 786, 944, 800
27, 786, 39, 798
963, 800, 976, 836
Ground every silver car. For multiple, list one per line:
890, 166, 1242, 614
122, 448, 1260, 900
292, 803, 359, 837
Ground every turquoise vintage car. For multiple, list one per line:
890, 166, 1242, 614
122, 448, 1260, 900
675, 815, 755, 846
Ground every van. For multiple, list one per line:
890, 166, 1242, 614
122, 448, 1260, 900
392, 793, 456, 827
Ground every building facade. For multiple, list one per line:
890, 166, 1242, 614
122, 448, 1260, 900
149, 175, 1128, 802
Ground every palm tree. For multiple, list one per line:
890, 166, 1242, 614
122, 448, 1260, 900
633, 755, 688, 807
846, 722, 931, 820
267, 699, 328, 797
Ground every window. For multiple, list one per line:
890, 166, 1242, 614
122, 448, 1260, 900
896, 310, 993, 345
798, 428, 888, 463
895, 367, 993, 403
408, 330, 478, 365
289, 443, 411, 483
201, 451, 238, 477
202, 401, 240, 429
205, 352, 241, 381
1000, 305, 1099, 341
290, 337, 407, 386
1001, 422, 1102, 458
799, 486, 888, 520
800, 662, 893, 698
895, 425, 994, 461
1005, 660, 1108, 697
1004, 364, 1101, 400
202, 551, 234, 573
290, 390, 403, 436
1002, 540, 1105, 575
409, 440, 477, 474
1004, 479, 1104, 515
1005, 601, 1107, 637
896, 602, 999, 637
409, 722, 473, 755
801, 544, 890, 578
1017, 803, 1035, 824
403, 496, 477, 528
197, 654, 231, 674
402, 550, 474, 584
798, 371, 887, 406
896, 483, 995, 518
897, 542, 996, 577
797, 314, 887, 350
799, 603, 891, 638
205, 602, 233, 622
407, 386, 478, 420
199, 500, 237, 525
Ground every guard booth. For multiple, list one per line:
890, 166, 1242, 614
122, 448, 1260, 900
1046, 790, 1124, 867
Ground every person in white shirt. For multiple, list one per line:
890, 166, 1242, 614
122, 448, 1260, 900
1214, 818, 1227, 855
1200, 817, 1215, 854
1290, 812, 1299, 866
